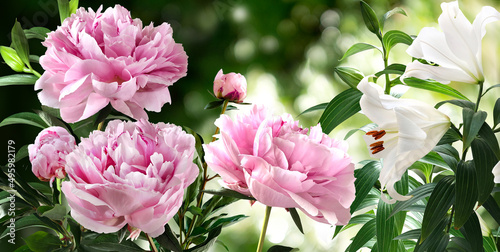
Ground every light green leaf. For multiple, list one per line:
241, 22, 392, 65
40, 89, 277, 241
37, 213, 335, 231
360, 1, 380, 36
350, 161, 381, 213
69, 0, 79, 14
344, 123, 377, 140
382, 30, 412, 53
454, 161, 478, 229
0, 112, 49, 129
376, 200, 397, 252
0, 46, 25, 72
420, 175, 455, 242
404, 77, 470, 101
348, 218, 376, 252
374, 63, 406, 79
0, 74, 38, 86
462, 108, 487, 150
339, 43, 381, 61
24, 27, 51, 40
380, 7, 407, 29
319, 88, 362, 134
57, 0, 70, 24
11, 20, 31, 68
334, 66, 364, 88
298, 102, 328, 117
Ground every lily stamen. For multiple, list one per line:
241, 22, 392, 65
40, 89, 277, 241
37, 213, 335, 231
369, 141, 385, 154
366, 130, 386, 140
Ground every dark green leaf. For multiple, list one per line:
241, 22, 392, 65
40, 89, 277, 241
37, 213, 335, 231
415, 219, 450, 252
437, 126, 462, 145
0, 215, 51, 239
483, 196, 500, 225
360, 1, 380, 36
0, 46, 24, 72
297, 103, 327, 117
57, 0, 70, 24
41, 204, 69, 221
434, 144, 460, 172
204, 100, 224, 110
380, 7, 407, 28
203, 188, 255, 200
208, 214, 247, 231
348, 218, 376, 252
376, 199, 398, 252
419, 151, 450, 170
483, 84, 500, 96
185, 226, 222, 252
334, 66, 364, 88
420, 175, 455, 242
403, 77, 470, 101
374, 63, 406, 78
0, 112, 49, 129
391, 183, 436, 217
13, 245, 32, 252
454, 161, 478, 229
394, 229, 420, 240
24, 27, 51, 40
14, 144, 29, 163
477, 122, 500, 160
11, 20, 31, 68
84, 242, 144, 252
462, 108, 487, 150
267, 245, 298, 252
382, 30, 412, 53
435, 99, 475, 110
287, 208, 303, 234
344, 123, 377, 140
350, 160, 381, 213
319, 88, 362, 134
459, 212, 483, 252
68, 218, 81, 248
483, 235, 496, 252
471, 134, 497, 205
494, 98, 500, 128
155, 224, 182, 252
339, 43, 381, 61
0, 74, 38, 86
24, 231, 62, 252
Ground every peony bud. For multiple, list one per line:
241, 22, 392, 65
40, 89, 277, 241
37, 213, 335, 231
213, 69, 247, 103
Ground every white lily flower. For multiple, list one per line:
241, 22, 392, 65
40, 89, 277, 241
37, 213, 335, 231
493, 161, 500, 183
359, 77, 451, 203
403, 1, 500, 84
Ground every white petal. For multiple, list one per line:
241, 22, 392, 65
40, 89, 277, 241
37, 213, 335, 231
493, 161, 500, 183
403, 61, 476, 84
358, 77, 398, 126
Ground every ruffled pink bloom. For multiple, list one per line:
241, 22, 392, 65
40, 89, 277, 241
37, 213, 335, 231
203, 105, 355, 225
35, 5, 188, 123
213, 69, 247, 103
61, 119, 198, 237
28, 126, 76, 184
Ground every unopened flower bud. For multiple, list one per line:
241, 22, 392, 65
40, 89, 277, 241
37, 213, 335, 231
213, 69, 247, 103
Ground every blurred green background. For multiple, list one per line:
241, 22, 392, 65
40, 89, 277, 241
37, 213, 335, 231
1, 0, 500, 251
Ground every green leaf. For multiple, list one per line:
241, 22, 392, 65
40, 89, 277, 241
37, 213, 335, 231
494, 98, 500, 128
394, 229, 421, 240
334, 66, 364, 88
350, 160, 381, 213
403, 77, 470, 101
155, 224, 182, 252
391, 183, 436, 217
0, 74, 38, 86
477, 122, 500, 160
434, 144, 460, 172
483, 196, 500, 225
24, 27, 51, 40
0, 215, 50, 239
69, 0, 79, 14
339, 43, 381, 61
319, 88, 362, 134
376, 200, 397, 252
297, 103, 328, 117
11, 20, 31, 68
287, 208, 303, 234
24, 231, 62, 252
0, 46, 25, 72
348, 218, 376, 252
68, 218, 81, 248
204, 100, 224, 110
360, 1, 380, 36
267, 245, 298, 252
185, 226, 222, 252
437, 126, 462, 145
382, 30, 412, 53
374, 63, 406, 79
462, 108, 487, 150
483, 83, 500, 96
57, 0, 70, 24
435, 99, 475, 110
0, 112, 49, 129
380, 7, 407, 29
454, 161, 478, 229
415, 219, 450, 252
40, 204, 69, 221
459, 212, 483, 252
420, 175, 455, 242
419, 151, 450, 170
203, 188, 255, 200
14, 145, 29, 163
471, 133, 498, 205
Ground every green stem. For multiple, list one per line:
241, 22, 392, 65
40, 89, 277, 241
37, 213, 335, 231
31, 69, 42, 78
256, 206, 272, 252
97, 121, 105, 131
146, 233, 158, 252
383, 49, 391, 95
475, 81, 484, 112
56, 178, 62, 204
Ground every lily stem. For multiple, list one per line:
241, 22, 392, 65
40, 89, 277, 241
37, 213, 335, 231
256, 206, 272, 252
475, 81, 484, 112
146, 234, 158, 252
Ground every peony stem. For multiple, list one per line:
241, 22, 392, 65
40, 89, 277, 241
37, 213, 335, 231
146, 234, 158, 252
256, 206, 272, 252
211, 99, 230, 142
56, 178, 62, 204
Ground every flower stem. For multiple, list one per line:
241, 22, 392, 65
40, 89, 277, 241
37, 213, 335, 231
146, 234, 158, 252
56, 178, 62, 204
256, 206, 272, 252
97, 121, 105, 131
475, 81, 484, 112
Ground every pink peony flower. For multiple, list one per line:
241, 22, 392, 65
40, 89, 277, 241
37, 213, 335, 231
213, 69, 247, 103
35, 5, 188, 123
28, 126, 76, 184
203, 105, 355, 225
61, 119, 198, 237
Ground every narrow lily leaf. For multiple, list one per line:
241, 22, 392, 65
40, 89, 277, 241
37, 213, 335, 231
415, 219, 450, 252
0, 46, 24, 72
459, 212, 483, 252
434, 144, 460, 172
350, 160, 381, 213
471, 136, 497, 205
483, 196, 500, 225
454, 161, 478, 229
419, 151, 449, 169
483, 236, 496, 252
494, 98, 500, 128
394, 229, 421, 240
344, 123, 377, 140
437, 126, 462, 145
319, 88, 362, 134
297, 102, 327, 117
420, 175, 455, 242
267, 245, 299, 252
24, 27, 51, 40
69, 0, 79, 14
348, 218, 376, 252
382, 30, 413, 53
462, 108, 487, 150
339, 43, 381, 61
57, 0, 70, 24
380, 7, 407, 29
435, 99, 475, 110
0, 112, 49, 129
334, 66, 364, 88
374, 63, 406, 78
392, 171, 408, 234
403, 77, 470, 101
287, 208, 304, 234
477, 123, 500, 160
376, 200, 397, 252
360, 1, 380, 36
483, 83, 500, 96
390, 183, 436, 217
11, 20, 31, 68
0, 74, 38, 86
